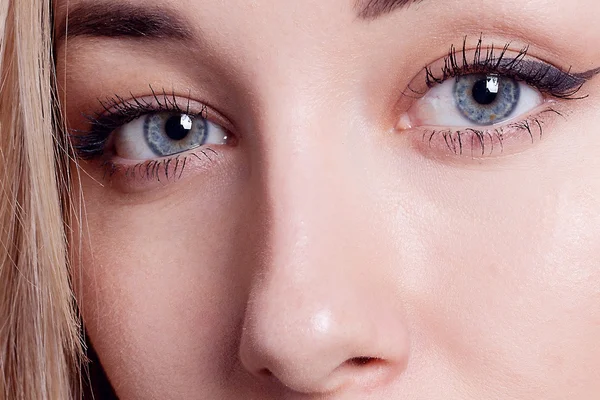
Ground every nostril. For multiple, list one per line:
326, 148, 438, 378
333, 357, 392, 390
348, 357, 380, 367
258, 368, 273, 377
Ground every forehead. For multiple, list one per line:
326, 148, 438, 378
53, 0, 361, 36
53, 0, 600, 44
54, 0, 416, 22
53, 0, 600, 86
52, 0, 353, 52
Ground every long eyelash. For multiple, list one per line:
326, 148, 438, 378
71, 85, 207, 160
424, 107, 565, 157
99, 147, 218, 182
423, 35, 598, 99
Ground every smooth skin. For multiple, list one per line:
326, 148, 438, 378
56, 0, 600, 398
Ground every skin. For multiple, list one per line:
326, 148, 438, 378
55, 0, 600, 398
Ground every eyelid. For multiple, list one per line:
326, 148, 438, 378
96, 93, 233, 134
394, 44, 595, 131
406, 105, 566, 161
93, 146, 229, 193
400, 44, 592, 108
426, 57, 588, 99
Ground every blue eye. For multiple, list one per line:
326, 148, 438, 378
145, 113, 208, 156
114, 112, 228, 160
405, 72, 543, 129
454, 74, 520, 125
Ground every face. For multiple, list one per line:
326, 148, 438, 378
55, 0, 600, 398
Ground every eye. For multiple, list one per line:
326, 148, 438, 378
113, 112, 229, 160
395, 37, 599, 159
405, 73, 544, 128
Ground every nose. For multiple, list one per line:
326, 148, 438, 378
239, 282, 410, 394
238, 115, 410, 395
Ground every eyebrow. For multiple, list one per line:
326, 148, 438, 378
55, 2, 193, 42
56, 0, 419, 43
356, 0, 424, 19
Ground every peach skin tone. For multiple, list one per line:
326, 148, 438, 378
55, 0, 600, 398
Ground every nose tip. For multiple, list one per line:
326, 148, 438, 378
239, 306, 409, 394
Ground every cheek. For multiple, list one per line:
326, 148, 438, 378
72, 164, 257, 397
375, 123, 600, 394
70, 112, 600, 398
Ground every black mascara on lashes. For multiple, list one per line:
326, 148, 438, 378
424, 37, 600, 99
71, 87, 207, 160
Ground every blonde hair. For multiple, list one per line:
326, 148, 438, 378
0, 0, 81, 398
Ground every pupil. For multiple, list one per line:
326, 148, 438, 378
472, 78, 498, 105
164, 115, 192, 141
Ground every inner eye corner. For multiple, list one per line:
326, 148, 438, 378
395, 112, 414, 131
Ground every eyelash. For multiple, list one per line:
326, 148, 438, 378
74, 87, 208, 158
72, 38, 597, 178
72, 87, 219, 181
99, 149, 218, 182
421, 108, 564, 158
410, 36, 595, 157
423, 36, 589, 99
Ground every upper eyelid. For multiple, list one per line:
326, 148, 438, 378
96, 90, 207, 121
416, 40, 600, 101
91, 87, 236, 131
87, 92, 235, 136
427, 58, 588, 97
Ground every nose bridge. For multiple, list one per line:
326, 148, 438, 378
255, 91, 358, 332
259, 93, 359, 285
270, 114, 339, 267
238, 93, 410, 394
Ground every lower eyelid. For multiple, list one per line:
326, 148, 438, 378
404, 105, 565, 161
94, 146, 226, 193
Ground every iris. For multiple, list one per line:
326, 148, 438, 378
144, 113, 208, 156
454, 74, 520, 125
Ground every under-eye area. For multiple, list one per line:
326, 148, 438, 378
99, 147, 221, 182
414, 107, 564, 158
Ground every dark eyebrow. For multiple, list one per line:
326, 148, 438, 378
55, 2, 193, 42
356, 0, 424, 19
